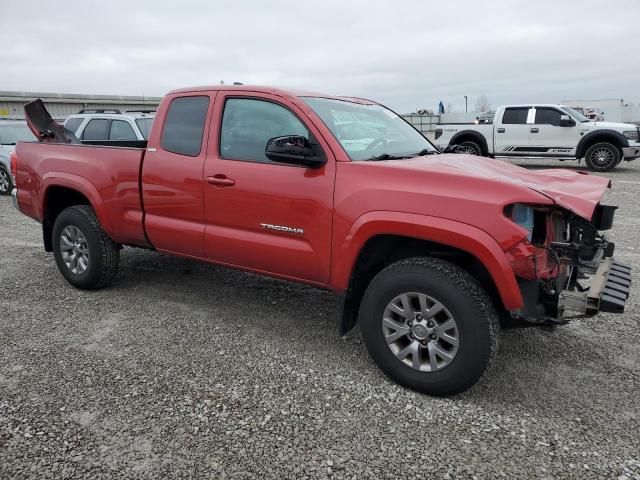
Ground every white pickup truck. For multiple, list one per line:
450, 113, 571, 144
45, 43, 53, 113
435, 104, 640, 171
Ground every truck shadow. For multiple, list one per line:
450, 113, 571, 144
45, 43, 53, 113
107, 247, 636, 419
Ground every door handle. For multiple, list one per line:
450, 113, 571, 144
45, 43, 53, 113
497, 128, 505, 133
530, 128, 539, 133
206, 175, 235, 187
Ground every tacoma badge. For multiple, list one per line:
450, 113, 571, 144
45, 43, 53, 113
260, 223, 304, 235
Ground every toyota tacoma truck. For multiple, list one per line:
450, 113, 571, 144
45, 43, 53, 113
11, 86, 631, 396
435, 104, 640, 172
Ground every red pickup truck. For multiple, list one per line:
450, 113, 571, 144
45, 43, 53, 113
11, 85, 631, 395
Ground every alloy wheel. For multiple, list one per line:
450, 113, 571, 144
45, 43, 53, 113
60, 225, 90, 274
0, 170, 9, 193
591, 147, 614, 168
382, 292, 459, 372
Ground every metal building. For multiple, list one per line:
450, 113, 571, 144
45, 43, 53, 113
0, 91, 162, 120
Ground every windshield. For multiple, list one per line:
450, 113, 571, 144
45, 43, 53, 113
561, 106, 589, 123
135, 118, 154, 139
0, 123, 35, 145
303, 97, 438, 161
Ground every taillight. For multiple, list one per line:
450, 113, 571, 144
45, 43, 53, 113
10, 151, 18, 180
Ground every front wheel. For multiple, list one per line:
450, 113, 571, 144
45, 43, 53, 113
584, 142, 620, 172
457, 140, 482, 156
52, 205, 120, 289
359, 257, 499, 396
0, 168, 12, 196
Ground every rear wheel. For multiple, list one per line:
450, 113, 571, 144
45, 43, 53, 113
359, 257, 499, 396
52, 205, 120, 289
584, 142, 620, 172
0, 168, 12, 196
457, 140, 482, 156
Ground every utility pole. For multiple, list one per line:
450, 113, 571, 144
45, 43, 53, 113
464, 96, 468, 113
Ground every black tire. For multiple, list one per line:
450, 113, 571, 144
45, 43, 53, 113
458, 140, 482, 156
0, 167, 12, 196
52, 205, 120, 289
359, 257, 499, 396
584, 142, 620, 172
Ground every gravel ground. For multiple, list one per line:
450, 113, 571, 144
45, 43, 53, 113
1, 158, 639, 479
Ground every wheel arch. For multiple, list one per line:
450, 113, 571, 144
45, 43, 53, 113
575, 130, 629, 159
41, 177, 108, 252
450, 130, 489, 156
333, 212, 523, 335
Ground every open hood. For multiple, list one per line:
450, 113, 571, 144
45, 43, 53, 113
24, 99, 79, 144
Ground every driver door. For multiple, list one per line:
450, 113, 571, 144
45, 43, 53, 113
202, 92, 336, 284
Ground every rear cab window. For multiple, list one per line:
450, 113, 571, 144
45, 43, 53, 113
501, 108, 530, 125
161, 96, 210, 156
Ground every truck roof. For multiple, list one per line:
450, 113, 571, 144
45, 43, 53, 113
65, 112, 155, 120
168, 85, 376, 104
500, 104, 568, 108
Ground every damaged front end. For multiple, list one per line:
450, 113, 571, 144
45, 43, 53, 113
504, 202, 631, 327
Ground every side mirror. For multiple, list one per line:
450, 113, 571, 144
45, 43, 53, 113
265, 135, 326, 168
559, 115, 575, 127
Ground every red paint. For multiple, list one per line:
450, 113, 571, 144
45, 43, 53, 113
14, 85, 614, 312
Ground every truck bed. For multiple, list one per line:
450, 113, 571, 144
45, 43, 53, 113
14, 141, 149, 247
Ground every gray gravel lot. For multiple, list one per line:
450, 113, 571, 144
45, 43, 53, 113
1, 158, 639, 479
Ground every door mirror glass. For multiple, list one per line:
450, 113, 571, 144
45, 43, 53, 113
559, 114, 575, 127
265, 135, 326, 168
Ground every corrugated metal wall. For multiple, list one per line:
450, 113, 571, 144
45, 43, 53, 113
0, 91, 162, 120
402, 113, 441, 134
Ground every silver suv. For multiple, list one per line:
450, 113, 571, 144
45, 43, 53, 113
0, 120, 35, 195
63, 109, 155, 142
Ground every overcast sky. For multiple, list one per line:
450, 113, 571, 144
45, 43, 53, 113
1, 0, 638, 113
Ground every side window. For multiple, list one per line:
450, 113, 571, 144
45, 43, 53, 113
82, 119, 109, 140
534, 108, 563, 126
64, 118, 84, 134
220, 98, 309, 163
161, 96, 210, 156
109, 120, 137, 140
501, 108, 530, 125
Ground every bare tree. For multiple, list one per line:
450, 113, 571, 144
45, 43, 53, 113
474, 95, 491, 113
446, 102, 453, 113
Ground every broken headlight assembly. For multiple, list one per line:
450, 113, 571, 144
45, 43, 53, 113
503, 203, 625, 323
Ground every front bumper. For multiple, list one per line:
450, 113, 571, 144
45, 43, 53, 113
11, 188, 20, 212
558, 257, 631, 315
622, 146, 640, 161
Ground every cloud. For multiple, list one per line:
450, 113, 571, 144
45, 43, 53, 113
1, 0, 638, 112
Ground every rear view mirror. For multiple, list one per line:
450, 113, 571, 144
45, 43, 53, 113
265, 135, 326, 168
559, 115, 575, 127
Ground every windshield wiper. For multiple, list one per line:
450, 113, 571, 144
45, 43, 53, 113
366, 153, 413, 161
413, 149, 439, 156
0, 142, 17, 146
